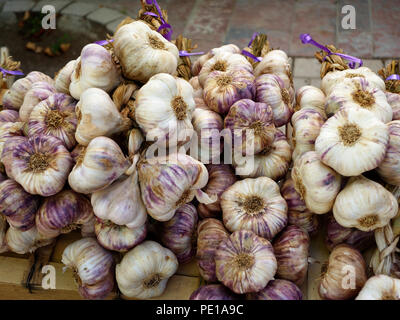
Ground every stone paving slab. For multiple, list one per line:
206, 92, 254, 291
2, 0, 34, 12
61, 1, 99, 17
32, 0, 72, 12
86, 7, 124, 25
293, 58, 321, 78
106, 17, 125, 34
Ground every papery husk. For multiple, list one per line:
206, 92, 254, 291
378, 60, 400, 94
315, 44, 349, 79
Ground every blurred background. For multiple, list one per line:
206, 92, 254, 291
0, 0, 399, 89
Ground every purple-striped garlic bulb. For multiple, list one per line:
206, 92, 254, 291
55, 60, 76, 94
190, 284, 241, 300
256, 74, 294, 127
62, 238, 115, 300
159, 203, 198, 264
325, 214, 374, 252
215, 230, 277, 294
281, 177, 319, 236
68, 136, 130, 194
1, 136, 26, 179
138, 153, 216, 222
295, 85, 326, 114
0, 121, 24, 156
204, 69, 256, 115
28, 93, 78, 150
196, 218, 229, 282
116, 241, 178, 299
247, 279, 303, 300
35, 190, 94, 239
254, 50, 292, 87
189, 76, 203, 99
273, 225, 310, 286
221, 177, 288, 240
0, 215, 7, 253
386, 92, 400, 120
2, 135, 73, 196
0, 110, 20, 124
224, 99, 276, 156
0, 179, 39, 231
292, 151, 342, 214
19, 81, 56, 122
94, 217, 147, 252
197, 164, 237, 219
234, 130, 291, 181
69, 44, 121, 100
2, 71, 54, 110
6, 225, 53, 254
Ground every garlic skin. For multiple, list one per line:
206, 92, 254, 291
0, 110, 20, 124
197, 164, 237, 219
127, 128, 144, 157
215, 230, 277, 294
292, 151, 342, 214
138, 153, 216, 222
254, 50, 292, 87
0, 179, 39, 231
69, 136, 130, 194
356, 275, 400, 300
135, 73, 195, 147
377, 121, 400, 185
196, 218, 229, 282
198, 51, 253, 87
256, 74, 294, 127
62, 238, 114, 300
224, 99, 275, 156
319, 244, 367, 300
19, 81, 56, 122
190, 284, 240, 300
189, 77, 203, 99
0, 215, 7, 253
116, 241, 178, 299
247, 279, 303, 300
28, 93, 78, 150
333, 176, 398, 231
273, 225, 310, 286
160, 203, 198, 264
0, 121, 24, 156
75, 88, 131, 146
295, 85, 326, 113
203, 69, 256, 115
69, 44, 121, 100
36, 190, 94, 239
55, 60, 76, 94
94, 218, 147, 253
222, 177, 287, 240
1, 136, 26, 179
3, 135, 73, 196
386, 92, 400, 120
315, 107, 389, 176
325, 78, 392, 122
6, 225, 53, 254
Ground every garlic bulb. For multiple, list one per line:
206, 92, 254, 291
0, 121, 24, 156
292, 151, 342, 214
315, 107, 389, 176
0, 215, 7, 253
196, 218, 229, 282
6, 225, 53, 254
54, 60, 76, 94
224, 99, 275, 156
69, 44, 121, 100
295, 85, 325, 113
19, 81, 56, 122
222, 177, 287, 240
254, 50, 292, 87
204, 70, 256, 115
62, 238, 114, 300
234, 130, 291, 180
28, 93, 78, 150
138, 153, 216, 222
94, 218, 147, 252
3, 135, 73, 196
247, 279, 303, 300
386, 92, 400, 120
319, 244, 367, 300
189, 77, 203, 99
116, 241, 178, 299
70, 144, 85, 163
190, 284, 240, 300
273, 225, 310, 286
333, 176, 398, 231
2, 71, 54, 110
160, 203, 198, 264
1, 136, 26, 179
135, 73, 195, 147
36, 190, 94, 239
127, 128, 144, 157
256, 74, 294, 127
356, 275, 400, 300
197, 164, 237, 219
215, 230, 277, 294
377, 121, 400, 185
0, 179, 39, 231
0, 110, 19, 124
198, 51, 253, 87
325, 78, 392, 122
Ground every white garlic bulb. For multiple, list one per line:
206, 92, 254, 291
0, 121, 24, 156
356, 275, 400, 300
254, 50, 292, 87
54, 60, 76, 94
127, 128, 144, 158
113, 20, 179, 83
69, 44, 121, 100
6, 225, 53, 254
377, 121, 400, 185
116, 241, 178, 299
189, 76, 203, 99
386, 92, 400, 120
295, 85, 326, 114
75, 88, 131, 146
315, 107, 389, 176
135, 73, 195, 148
333, 176, 398, 231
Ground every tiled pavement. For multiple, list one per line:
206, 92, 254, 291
1, 0, 399, 90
